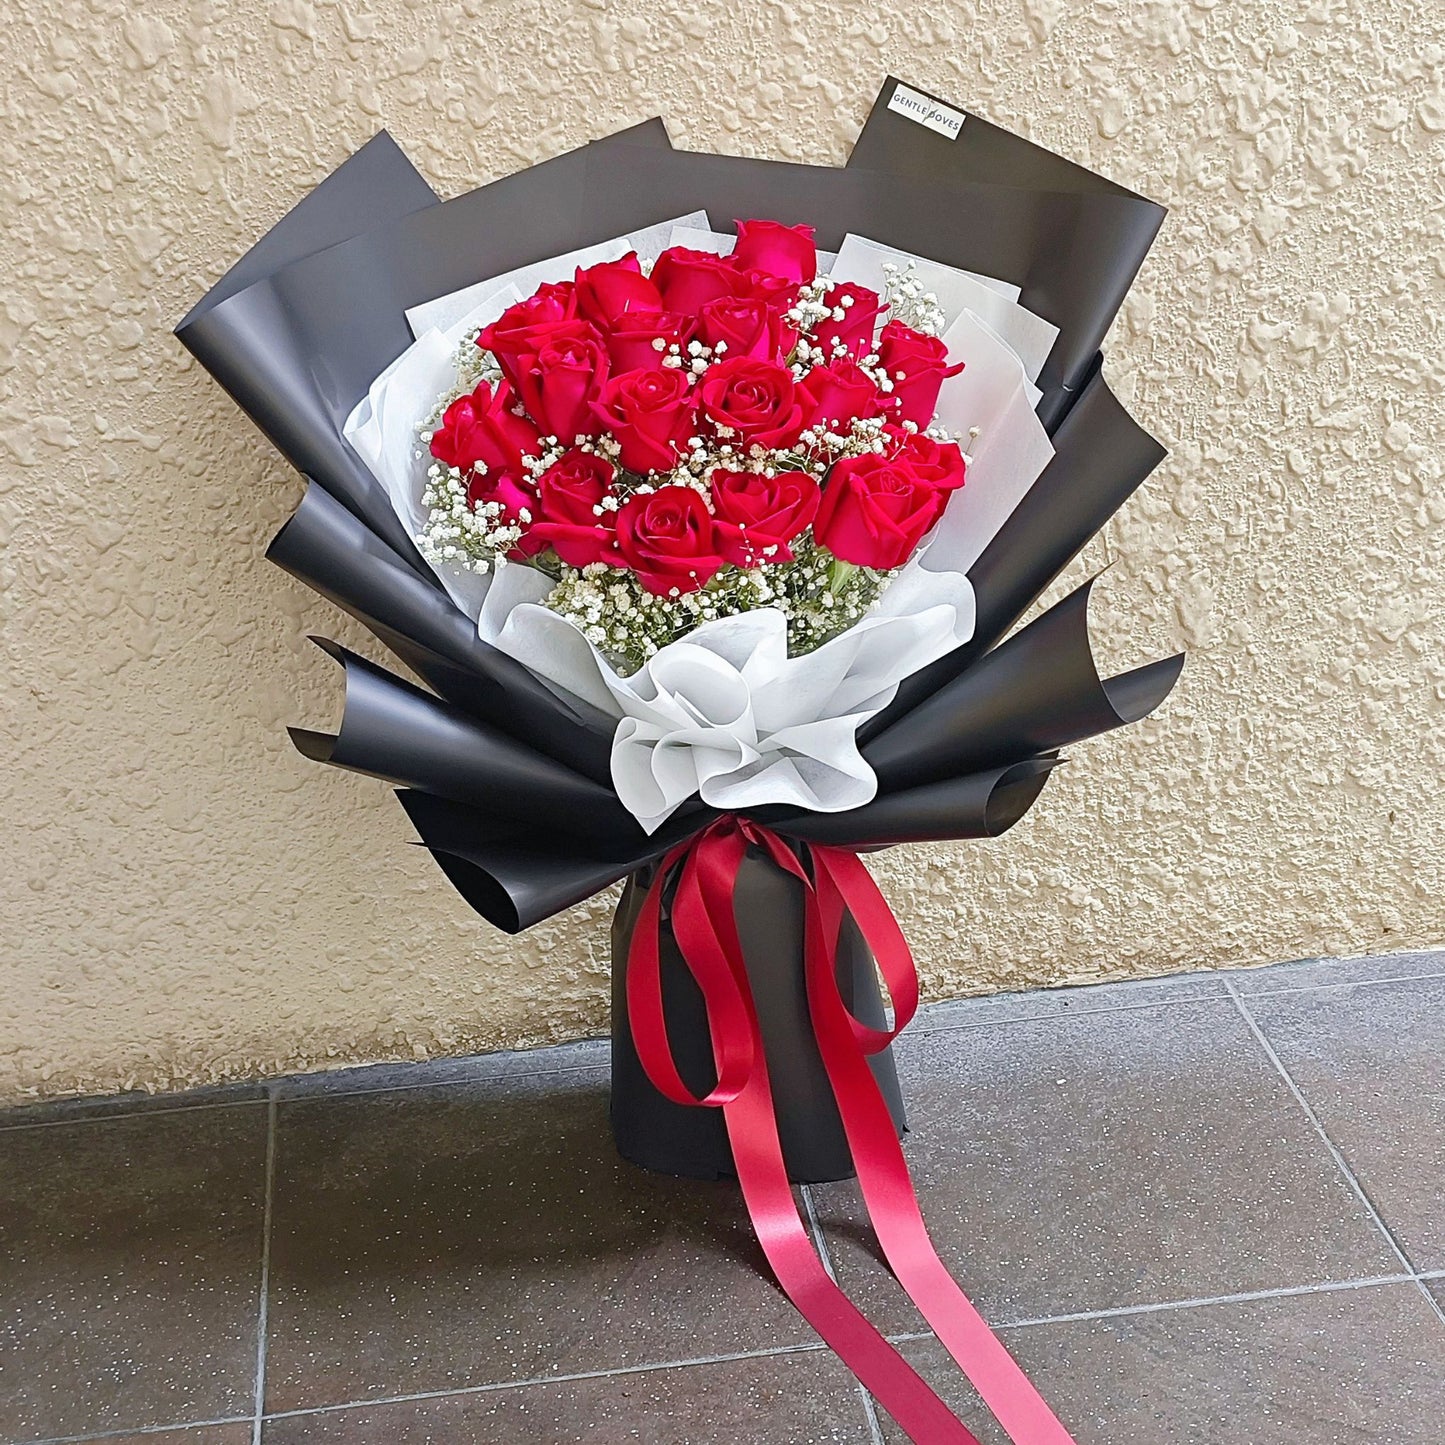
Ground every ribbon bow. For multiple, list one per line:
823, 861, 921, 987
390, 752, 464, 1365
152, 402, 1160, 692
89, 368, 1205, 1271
627, 816, 1078, 1445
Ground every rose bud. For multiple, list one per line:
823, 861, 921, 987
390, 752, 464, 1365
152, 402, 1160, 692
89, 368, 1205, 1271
429, 379, 542, 479
730, 219, 818, 285
651, 245, 749, 313
798, 356, 882, 435
709, 467, 820, 567
573, 253, 663, 327
605, 310, 692, 374
814, 452, 950, 570
591, 367, 696, 474
512, 327, 610, 446
876, 319, 965, 428
615, 484, 726, 595
696, 355, 807, 452
529, 450, 623, 569
484, 280, 576, 332
694, 296, 793, 362
812, 281, 885, 360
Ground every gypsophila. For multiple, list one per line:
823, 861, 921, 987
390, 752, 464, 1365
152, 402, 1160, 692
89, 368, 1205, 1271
544, 535, 895, 674
880, 261, 947, 336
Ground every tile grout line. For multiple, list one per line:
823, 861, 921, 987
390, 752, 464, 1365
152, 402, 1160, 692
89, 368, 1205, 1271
977, 1271, 1427, 1332
905, 992, 1237, 1037
260, 1342, 833, 1424
251, 1089, 279, 1445
1225, 967, 1445, 1000
0, 1059, 612, 1134
271, 1057, 608, 1107
1222, 979, 1445, 1329
20, 1269, 1445, 1444
0, 1094, 267, 1134
803, 1184, 887, 1445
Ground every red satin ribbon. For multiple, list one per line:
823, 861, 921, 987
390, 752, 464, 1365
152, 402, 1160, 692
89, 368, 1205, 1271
627, 817, 1077, 1445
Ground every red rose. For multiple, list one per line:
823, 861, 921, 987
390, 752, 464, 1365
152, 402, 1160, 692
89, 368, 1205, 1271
510, 325, 610, 445
464, 470, 545, 560
694, 296, 793, 362
476, 286, 578, 387
885, 426, 967, 495
731, 219, 817, 285
651, 246, 748, 313
696, 356, 806, 451
616, 485, 726, 595
487, 280, 576, 331
814, 452, 946, 569
573, 253, 663, 327
798, 357, 882, 435
605, 310, 691, 374
876, 320, 964, 427
812, 281, 885, 360
465, 470, 535, 516
591, 367, 696, 474
429, 379, 542, 478
529, 449, 623, 568
709, 467, 820, 567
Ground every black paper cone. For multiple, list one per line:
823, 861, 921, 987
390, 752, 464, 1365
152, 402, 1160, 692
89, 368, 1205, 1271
175, 130, 438, 331
292, 640, 646, 848
610, 848, 905, 1184
267, 484, 619, 781
863, 579, 1183, 793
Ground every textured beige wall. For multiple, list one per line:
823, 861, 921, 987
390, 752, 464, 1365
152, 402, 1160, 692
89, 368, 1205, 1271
2, 0, 1443, 1103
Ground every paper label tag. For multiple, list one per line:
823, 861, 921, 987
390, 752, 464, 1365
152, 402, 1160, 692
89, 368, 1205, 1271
886, 83, 965, 140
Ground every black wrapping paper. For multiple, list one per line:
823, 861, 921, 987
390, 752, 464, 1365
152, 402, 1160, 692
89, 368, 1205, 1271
267, 484, 622, 782
847, 77, 1166, 428
177, 119, 674, 570
175, 130, 439, 331
850, 80, 1152, 200
177, 103, 1182, 1184
862, 579, 1184, 793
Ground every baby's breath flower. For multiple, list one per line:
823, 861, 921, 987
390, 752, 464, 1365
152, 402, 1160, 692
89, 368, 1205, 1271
880, 261, 946, 335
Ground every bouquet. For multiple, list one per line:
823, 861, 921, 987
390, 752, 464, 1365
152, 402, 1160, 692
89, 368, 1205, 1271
177, 78, 1181, 1445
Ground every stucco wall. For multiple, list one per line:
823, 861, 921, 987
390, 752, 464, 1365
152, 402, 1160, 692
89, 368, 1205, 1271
2, 0, 1442, 1103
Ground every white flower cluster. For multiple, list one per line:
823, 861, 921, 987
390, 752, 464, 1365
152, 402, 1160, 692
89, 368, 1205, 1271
545, 535, 893, 675
455, 329, 501, 388
417, 459, 526, 574
880, 261, 946, 336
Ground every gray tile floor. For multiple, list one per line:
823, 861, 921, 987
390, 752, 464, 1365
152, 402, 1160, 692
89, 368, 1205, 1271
1, 950, 1442, 1444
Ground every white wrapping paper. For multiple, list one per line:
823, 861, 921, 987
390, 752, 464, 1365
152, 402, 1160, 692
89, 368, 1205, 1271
832, 234, 1059, 382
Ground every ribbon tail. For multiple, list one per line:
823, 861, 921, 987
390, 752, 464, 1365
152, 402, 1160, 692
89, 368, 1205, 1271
721, 1073, 983, 1445
807, 850, 1079, 1445
640, 827, 985, 1445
